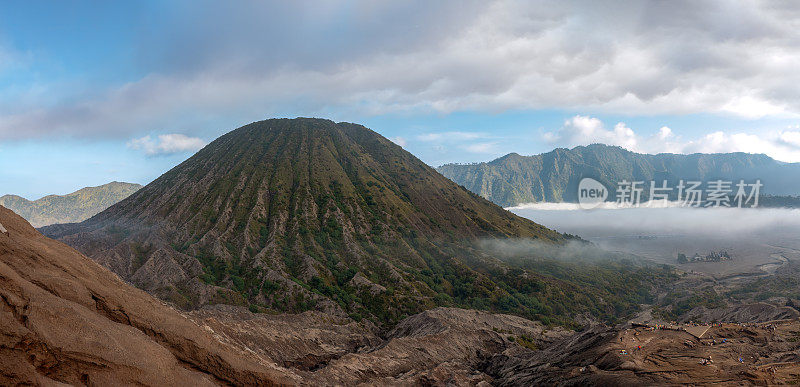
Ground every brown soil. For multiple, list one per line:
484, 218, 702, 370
0, 206, 297, 385
485, 320, 800, 386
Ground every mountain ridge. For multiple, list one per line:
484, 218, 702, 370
0, 181, 142, 227
438, 143, 800, 207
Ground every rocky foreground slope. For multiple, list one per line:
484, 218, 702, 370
485, 319, 800, 385
3, 205, 800, 385
0, 206, 294, 385
188, 306, 568, 385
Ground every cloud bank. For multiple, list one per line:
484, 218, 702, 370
2, 0, 800, 140
510, 205, 800, 239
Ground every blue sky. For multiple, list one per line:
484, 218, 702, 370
2, 1, 800, 199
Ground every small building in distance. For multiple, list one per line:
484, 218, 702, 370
677, 250, 731, 264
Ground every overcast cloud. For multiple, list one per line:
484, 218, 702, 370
2, 1, 800, 145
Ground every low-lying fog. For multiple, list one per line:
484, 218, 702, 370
509, 203, 800, 275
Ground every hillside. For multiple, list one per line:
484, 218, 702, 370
0, 205, 293, 385
438, 144, 800, 207
0, 182, 141, 227
3, 203, 793, 385
42, 118, 670, 327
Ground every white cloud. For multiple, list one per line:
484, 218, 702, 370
682, 130, 800, 162
778, 131, 800, 148
544, 115, 800, 162
544, 116, 639, 151
415, 131, 499, 155
389, 136, 407, 147
463, 142, 499, 154
127, 134, 206, 156
417, 131, 484, 142
656, 126, 672, 140
544, 115, 659, 152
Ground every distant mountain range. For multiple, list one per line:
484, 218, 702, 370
43, 118, 670, 327
438, 144, 800, 207
0, 182, 142, 227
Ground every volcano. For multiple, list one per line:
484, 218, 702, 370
44, 118, 564, 324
